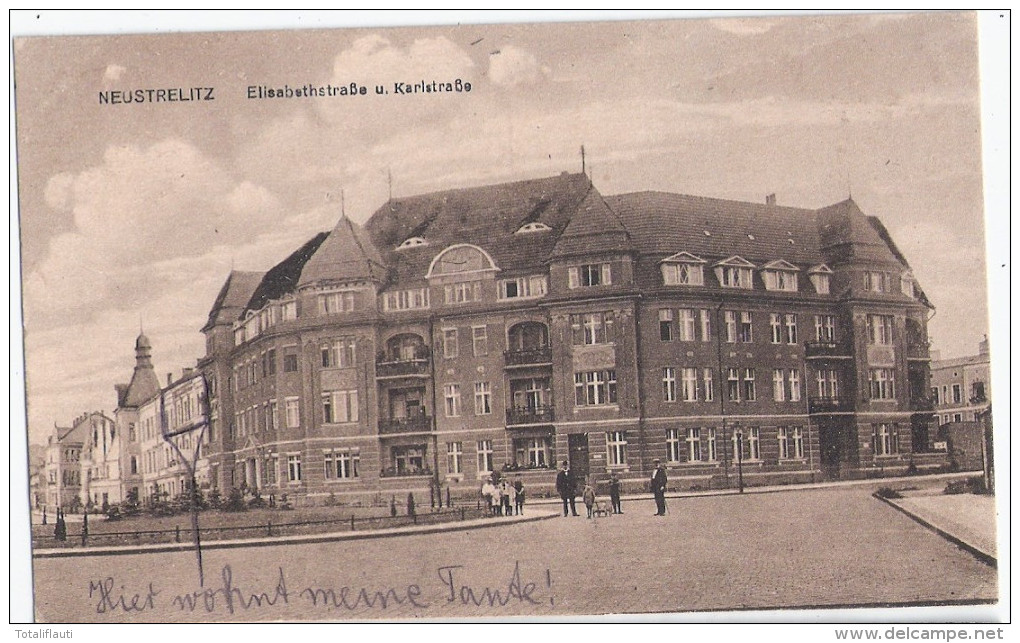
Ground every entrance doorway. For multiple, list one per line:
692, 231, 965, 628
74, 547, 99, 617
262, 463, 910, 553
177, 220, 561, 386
567, 433, 590, 482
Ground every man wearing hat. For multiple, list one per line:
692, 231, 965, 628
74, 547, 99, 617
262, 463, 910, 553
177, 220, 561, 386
651, 459, 668, 516
555, 460, 578, 517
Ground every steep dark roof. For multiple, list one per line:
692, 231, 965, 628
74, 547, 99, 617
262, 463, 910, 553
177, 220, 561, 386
816, 198, 902, 265
365, 172, 593, 281
244, 232, 328, 314
605, 191, 821, 263
297, 217, 387, 288
201, 270, 265, 332
550, 186, 632, 259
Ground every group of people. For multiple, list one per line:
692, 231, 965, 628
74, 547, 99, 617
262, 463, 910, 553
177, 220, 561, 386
481, 476, 525, 516
482, 458, 670, 520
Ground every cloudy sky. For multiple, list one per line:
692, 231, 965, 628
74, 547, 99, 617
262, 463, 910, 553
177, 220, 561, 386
13, 11, 995, 446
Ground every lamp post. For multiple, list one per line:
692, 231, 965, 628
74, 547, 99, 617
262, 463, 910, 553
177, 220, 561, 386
734, 424, 744, 494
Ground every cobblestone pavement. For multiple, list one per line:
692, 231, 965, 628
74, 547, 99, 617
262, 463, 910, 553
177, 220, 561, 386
33, 487, 997, 622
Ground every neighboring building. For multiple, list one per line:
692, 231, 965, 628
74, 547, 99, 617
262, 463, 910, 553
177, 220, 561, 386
191, 172, 940, 506
28, 444, 46, 509
113, 333, 161, 505
931, 338, 991, 425
79, 411, 118, 508
43, 411, 112, 511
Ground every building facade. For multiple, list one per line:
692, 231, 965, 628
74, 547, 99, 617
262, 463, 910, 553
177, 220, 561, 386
43, 411, 114, 511
930, 338, 991, 425
185, 173, 941, 506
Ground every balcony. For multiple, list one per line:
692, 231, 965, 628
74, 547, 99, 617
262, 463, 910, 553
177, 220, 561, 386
808, 397, 853, 414
804, 341, 851, 359
909, 396, 935, 412
376, 357, 430, 379
378, 413, 432, 435
504, 347, 553, 367
506, 405, 555, 426
379, 466, 433, 478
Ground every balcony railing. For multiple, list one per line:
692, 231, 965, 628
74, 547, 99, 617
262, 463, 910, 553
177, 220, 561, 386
808, 397, 853, 413
504, 347, 553, 367
378, 413, 432, 435
506, 405, 555, 426
379, 466, 433, 478
909, 396, 935, 412
804, 341, 851, 358
375, 357, 430, 378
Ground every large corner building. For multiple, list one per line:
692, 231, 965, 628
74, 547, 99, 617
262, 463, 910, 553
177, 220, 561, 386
124, 172, 942, 506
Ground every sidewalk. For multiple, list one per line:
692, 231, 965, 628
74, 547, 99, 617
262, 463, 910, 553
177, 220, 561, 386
882, 492, 998, 565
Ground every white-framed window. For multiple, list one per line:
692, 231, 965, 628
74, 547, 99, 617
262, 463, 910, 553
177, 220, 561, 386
686, 428, 701, 462
659, 309, 673, 341
318, 291, 356, 315
474, 382, 492, 415
770, 313, 783, 344
516, 437, 550, 468
661, 262, 705, 286
498, 275, 548, 299
666, 428, 682, 463
324, 449, 360, 480
677, 309, 696, 341
724, 311, 737, 343
321, 390, 359, 424
777, 427, 790, 460
662, 367, 677, 402
748, 428, 761, 460
477, 440, 493, 474
383, 288, 430, 311
283, 346, 298, 372
606, 431, 627, 466
764, 269, 798, 292
444, 281, 483, 304
866, 314, 894, 345
873, 424, 897, 456
901, 274, 915, 299
446, 442, 463, 475
814, 315, 836, 341
285, 397, 300, 428
570, 312, 611, 345
792, 427, 804, 459
773, 369, 786, 402
717, 265, 753, 289
321, 337, 357, 368
703, 368, 715, 402
784, 314, 798, 344
727, 368, 740, 401
681, 367, 698, 402
444, 384, 461, 417
811, 273, 830, 294
700, 309, 712, 342
864, 271, 890, 293
267, 400, 278, 431
951, 384, 962, 404
443, 328, 459, 359
569, 263, 612, 288
740, 312, 753, 343
287, 453, 302, 482
574, 370, 618, 406
869, 369, 896, 400
788, 369, 802, 402
471, 326, 488, 357
743, 368, 756, 401
706, 428, 717, 461
281, 300, 297, 321
816, 369, 839, 398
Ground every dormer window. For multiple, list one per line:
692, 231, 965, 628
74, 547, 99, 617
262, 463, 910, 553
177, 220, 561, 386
281, 299, 297, 321
713, 256, 755, 289
568, 263, 612, 289
397, 237, 427, 250
864, 271, 890, 293
808, 264, 833, 295
515, 222, 551, 234
900, 273, 915, 299
660, 252, 705, 286
318, 290, 357, 315
762, 260, 800, 292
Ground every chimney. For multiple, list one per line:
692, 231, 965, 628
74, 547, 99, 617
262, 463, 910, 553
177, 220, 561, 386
765, 193, 777, 206
167, 372, 174, 386
183, 367, 194, 376
979, 335, 989, 356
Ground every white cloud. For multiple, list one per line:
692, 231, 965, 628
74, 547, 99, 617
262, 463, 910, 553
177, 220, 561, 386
488, 46, 546, 87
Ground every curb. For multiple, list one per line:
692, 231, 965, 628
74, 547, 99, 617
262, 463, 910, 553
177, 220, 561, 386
872, 493, 996, 568
32, 509, 560, 559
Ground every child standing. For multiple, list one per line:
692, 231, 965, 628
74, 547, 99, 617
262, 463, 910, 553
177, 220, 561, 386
582, 481, 596, 519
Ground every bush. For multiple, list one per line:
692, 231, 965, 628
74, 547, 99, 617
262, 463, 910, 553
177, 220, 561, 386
120, 489, 141, 517
222, 487, 248, 512
876, 487, 903, 499
944, 476, 987, 495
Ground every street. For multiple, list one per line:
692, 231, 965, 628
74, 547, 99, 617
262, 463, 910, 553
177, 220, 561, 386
32, 486, 997, 621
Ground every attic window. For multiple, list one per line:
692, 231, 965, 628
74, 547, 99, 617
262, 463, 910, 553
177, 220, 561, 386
762, 260, 800, 292
713, 256, 755, 289
515, 222, 552, 234
660, 251, 706, 286
901, 273, 916, 299
397, 237, 427, 250
808, 264, 833, 295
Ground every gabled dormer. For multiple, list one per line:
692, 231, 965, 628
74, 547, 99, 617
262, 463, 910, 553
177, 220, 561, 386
713, 256, 755, 289
762, 259, 800, 292
807, 264, 833, 295
514, 221, 552, 234
397, 236, 428, 250
659, 251, 706, 286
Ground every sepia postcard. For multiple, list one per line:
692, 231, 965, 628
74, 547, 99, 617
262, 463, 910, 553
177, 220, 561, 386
10, 10, 1009, 629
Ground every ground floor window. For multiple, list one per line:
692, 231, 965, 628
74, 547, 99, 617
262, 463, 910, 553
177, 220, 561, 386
513, 437, 551, 468
391, 444, 428, 475
873, 424, 898, 456
686, 428, 701, 462
477, 440, 493, 474
324, 449, 360, 480
287, 453, 302, 482
446, 442, 463, 474
792, 427, 805, 459
606, 431, 628, 466
666, 429, 682, 462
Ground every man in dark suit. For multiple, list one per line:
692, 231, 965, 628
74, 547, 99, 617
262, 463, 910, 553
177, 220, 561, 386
555, 460, 578, 516
651, 459, 668, 516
